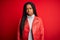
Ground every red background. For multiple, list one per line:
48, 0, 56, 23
0, 0, 60, 40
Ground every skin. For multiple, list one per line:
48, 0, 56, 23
26, 4, 34, 16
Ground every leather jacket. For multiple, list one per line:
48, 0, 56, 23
17, 16, 44, 40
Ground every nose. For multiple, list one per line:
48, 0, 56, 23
28, 9, 30, 12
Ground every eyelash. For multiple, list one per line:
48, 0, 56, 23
26, 8, 32, 10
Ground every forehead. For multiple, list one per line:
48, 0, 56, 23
26, 4, 32, 8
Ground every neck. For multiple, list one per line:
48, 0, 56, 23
27, 14, 35, 18
28, 14, 34, 16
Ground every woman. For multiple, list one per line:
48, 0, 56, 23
17, 2, 44, 40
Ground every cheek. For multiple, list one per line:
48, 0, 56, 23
26, 10, 28, 13
31, 9, 33, 13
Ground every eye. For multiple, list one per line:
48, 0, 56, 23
30, 8, 31, 9
30, 8, 32, 9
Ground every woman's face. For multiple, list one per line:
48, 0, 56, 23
26, 4, 34, 16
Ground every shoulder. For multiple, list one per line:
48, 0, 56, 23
35, 16, 44, 24
35, 16, 43, 21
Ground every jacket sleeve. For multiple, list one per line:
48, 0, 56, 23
17, 19, 21, 40
40, 18, 44, 40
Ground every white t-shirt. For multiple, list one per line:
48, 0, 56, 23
27, 14, 35, 40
